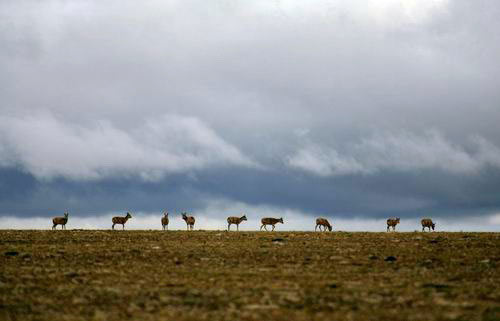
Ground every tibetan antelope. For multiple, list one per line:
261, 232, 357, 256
182, 212, 195, 231
421, 218, 435, 232
161, 212, 169, 230
112, 212, 132, 230
260, 217, 283, 231
52, 212, 69, 230
386, 217, 400, 232
227, 215, 247, 231
315, 217, 332, 231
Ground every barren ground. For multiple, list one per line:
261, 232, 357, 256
1, 230, 499, 321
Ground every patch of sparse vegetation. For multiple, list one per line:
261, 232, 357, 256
0, 231, 499, 320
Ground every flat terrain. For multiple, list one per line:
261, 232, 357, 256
1, 231, 499, 321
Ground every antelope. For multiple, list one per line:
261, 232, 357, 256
260, 217, 283, 231
112, 212, 132, 230
315, 217, 332, 232
421, 218, 435, 232
227, 215, 247, 231
182, 212, 195, 231
161, 212, 169, 231
52, 212, 69, 230
386, 217, 400, 232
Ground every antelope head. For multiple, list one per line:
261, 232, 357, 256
279, 217, 284, 224
164, 212, 169, 218
241, 215, 247, 221
64, 212, 69, 218
182, 212, 188, 220
126, 212, 132, 219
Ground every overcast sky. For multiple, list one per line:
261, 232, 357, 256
1, 0, 500, 230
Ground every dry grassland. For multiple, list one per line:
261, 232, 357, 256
1, 230, 499, 321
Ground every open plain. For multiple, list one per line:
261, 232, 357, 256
1, 230, 499, 321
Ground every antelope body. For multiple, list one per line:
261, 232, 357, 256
182, 212, 195, 231
227, 215, 247, 231
260, 217, 283, 231
315, 218, 332, 231
421, 218, 435, 232
112, 212, 132, 230
387, 217, 400, 232
52, 212, 69, 230
161, 212, 169, 230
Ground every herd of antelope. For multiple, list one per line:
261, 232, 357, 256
51, 212, 437, 232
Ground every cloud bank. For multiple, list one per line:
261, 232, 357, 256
1, 0, 500, 230
0, 113, 255, 181
288, 130, 500, 177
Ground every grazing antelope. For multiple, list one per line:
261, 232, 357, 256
315, 217, 332, 232
386, 217, 400, 232
112, 212, 132, 230
161, 212, 169, 231
52, 212, 69, 230
260, 217, 283, 231
227, 215, 247, 231
182, 212, 195, 231
421, 218, 435, 232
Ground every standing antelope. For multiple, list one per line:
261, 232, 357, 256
227, 215, 247, 231
161, 212, 169, 230
182, 212, 195, 231
112, 212, 132, 230
315, 218, 332, 232
421, 218, 435, 232
52, 212, 69, 230
386, 217, 400, 232
260, 217, 283, 231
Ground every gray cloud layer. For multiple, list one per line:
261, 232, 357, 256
288, 130, 500, 177
0, 113, 255, 180
1, 1, 500, 229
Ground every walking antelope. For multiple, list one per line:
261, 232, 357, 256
421, 218, 435, 232
387, 217, 400, 232
315, 218, 332, 231
112, 212, 132, 230
260, 217, 283, 231
52, 212, 69, 230
182, 212, 195, 231
161, 212, 169, 230
227, 215, 247, 231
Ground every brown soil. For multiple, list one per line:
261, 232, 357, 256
1, 231, 499, 321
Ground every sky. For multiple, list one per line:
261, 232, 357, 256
1, 0, 500, 231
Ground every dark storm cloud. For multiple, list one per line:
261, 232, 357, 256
3, 165, 500, 221
1, 0, 500, 227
